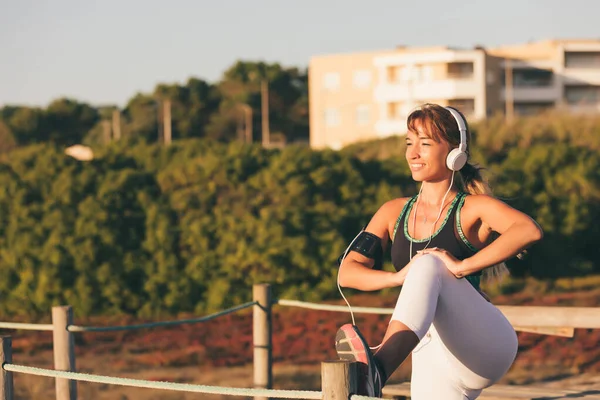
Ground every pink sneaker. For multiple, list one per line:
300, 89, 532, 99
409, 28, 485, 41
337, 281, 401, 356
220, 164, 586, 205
335, 324, 383, 397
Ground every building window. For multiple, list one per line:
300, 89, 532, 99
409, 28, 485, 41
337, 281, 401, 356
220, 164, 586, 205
324, 108, 340, 126
565, 85, 600, 105
411, 65, 432, 82
355, 105, 370, 126
514, 102, 555, 116
387, 66, 400, 82
502, 68, 553, 87
447, 62, 474, 79
323, 73, 340, 91
353, 70, 372, 88
387, 102, 410, 119
564, 52, 600, 69
448, 99, 475, 116
387, 102, 400, 119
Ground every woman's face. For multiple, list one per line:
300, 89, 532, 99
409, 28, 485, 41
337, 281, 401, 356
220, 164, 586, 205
405, 121, 452, 182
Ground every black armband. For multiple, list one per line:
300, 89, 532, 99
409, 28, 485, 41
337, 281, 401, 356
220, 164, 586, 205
337, 231, 384, 270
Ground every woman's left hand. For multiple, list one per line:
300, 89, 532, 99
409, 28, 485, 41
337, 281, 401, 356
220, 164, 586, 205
418, 247, 465, 278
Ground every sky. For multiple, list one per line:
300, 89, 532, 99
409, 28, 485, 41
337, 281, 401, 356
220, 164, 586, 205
1, 0, 599, 108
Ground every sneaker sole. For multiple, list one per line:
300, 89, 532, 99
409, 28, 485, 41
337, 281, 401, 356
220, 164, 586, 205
335, 324, 369, 364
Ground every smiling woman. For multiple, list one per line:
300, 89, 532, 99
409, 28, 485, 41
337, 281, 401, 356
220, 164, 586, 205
334, 103, 544, 399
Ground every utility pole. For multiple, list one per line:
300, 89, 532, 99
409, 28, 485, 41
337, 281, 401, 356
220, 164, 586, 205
261, 80, 270, 147
237, 113, 244, 142
163, 99, 172, 145
239, 104, 253, 144
112, 109, 121, 140
505, 58, 514, 122
156, 100, 163, 143
102, 120, 111, 144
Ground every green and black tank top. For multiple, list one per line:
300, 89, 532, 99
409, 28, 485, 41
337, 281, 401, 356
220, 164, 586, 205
390, 192, 482, 290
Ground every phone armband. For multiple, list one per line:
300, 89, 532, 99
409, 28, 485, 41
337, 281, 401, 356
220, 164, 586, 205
337, 231, 383, 270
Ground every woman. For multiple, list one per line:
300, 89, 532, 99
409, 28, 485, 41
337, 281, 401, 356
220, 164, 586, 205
335, 104, 543, 399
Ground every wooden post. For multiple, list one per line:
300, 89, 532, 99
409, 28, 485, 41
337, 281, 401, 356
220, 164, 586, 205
112, 110, 121, 141
0, 337, 13, 400
163, 99, 172, 145
321, 361, 358, 400
244, 105, 253, 144
253, 284, 272, 400
505, 58, 514, 122
52, 306, 77, 400
261, 80, 270, 147
102, 120, 111, 144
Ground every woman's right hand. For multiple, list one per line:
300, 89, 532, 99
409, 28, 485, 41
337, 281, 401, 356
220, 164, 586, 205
391, 253, 424, 286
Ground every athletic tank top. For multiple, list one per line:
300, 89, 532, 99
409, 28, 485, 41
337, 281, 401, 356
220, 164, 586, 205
390, 192, 482, 290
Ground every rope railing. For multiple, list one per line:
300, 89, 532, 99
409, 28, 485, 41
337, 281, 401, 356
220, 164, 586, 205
67, 301, 257, 332
276, 299, 393, 314
0, 303, 257, 334
0, 322, 53, 331
275, 299, 600, 333
2, 285, 594, 400
3, 364, 323, 399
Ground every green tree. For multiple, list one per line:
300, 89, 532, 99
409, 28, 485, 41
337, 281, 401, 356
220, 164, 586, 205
0, 120, 16, 153
45, 98, 99, 145
1, 106, 46, 145
206, 61, 308, 144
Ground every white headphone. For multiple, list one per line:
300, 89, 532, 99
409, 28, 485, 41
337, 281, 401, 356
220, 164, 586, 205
444, 107, 468, 171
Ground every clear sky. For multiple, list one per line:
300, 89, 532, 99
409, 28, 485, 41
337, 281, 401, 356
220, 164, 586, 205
1, 0, 599, 107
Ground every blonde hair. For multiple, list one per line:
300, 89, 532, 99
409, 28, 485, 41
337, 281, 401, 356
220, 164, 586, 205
407, 103, 509, 283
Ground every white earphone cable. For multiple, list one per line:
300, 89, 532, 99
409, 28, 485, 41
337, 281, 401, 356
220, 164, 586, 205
337, 241, 385, 350
338, 170, 455, 348
337, 230, 364, 326
409, 171, 456, 260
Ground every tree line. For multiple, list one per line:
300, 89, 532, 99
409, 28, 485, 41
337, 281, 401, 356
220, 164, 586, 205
0, 61, 308, 152
1, 109, 599, 318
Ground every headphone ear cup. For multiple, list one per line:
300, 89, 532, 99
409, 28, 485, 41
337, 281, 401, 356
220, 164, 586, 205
446, 148, 468, 171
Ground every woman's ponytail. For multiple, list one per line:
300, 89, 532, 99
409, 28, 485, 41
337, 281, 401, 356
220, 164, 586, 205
458, 162, 509, 284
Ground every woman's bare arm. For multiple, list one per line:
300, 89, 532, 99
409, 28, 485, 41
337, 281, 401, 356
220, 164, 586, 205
457, 195, 543, 276
337, 198, 407, 291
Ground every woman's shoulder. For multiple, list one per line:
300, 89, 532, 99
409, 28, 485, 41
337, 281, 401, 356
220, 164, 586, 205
377, 196, 413, 219
461, 193, 499, 207
369, 197, 413, 242
460, 194, 507, 224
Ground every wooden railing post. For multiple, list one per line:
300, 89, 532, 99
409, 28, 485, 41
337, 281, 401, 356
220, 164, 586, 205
253, 284, 272, 400
0, 336, 14, 400
52, 306, 77, 400
321, 360, 358, 400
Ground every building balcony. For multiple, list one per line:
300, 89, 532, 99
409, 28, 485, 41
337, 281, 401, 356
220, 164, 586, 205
375, 79, 480, 102
561, 69, 600, 85
501, 86, 560, 102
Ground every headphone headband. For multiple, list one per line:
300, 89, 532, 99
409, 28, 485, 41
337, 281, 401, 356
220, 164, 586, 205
444, 107, 467, 152
444, 106, 468, 171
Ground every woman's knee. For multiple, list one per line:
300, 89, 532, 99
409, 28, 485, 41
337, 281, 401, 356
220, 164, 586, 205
405, 254, 447, 281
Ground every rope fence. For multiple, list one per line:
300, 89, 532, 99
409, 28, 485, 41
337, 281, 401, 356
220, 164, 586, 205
276, 299, 393, 314
1, 283, 599, 400
68, 301, 257, 332
0, 303, 257, 334
0, 322, 53, 331
2, 364, 323, 399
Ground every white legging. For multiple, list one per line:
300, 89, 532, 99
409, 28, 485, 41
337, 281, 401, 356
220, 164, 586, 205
390, 254, 518, 400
